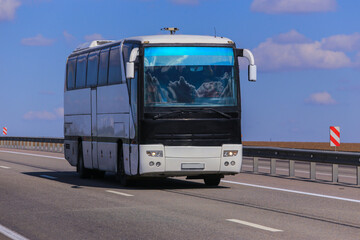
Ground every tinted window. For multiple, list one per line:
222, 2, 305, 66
66, 57, 76, 90
75, 54, 87, 88
98, 48, 110, 86
86, 51, 99, 87
108, 46, 122, 84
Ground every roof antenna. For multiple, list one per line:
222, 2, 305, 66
214, 27, 217, 38
161, 27, 179, 35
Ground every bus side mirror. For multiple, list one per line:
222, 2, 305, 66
236, 48, 257, 82
248, 65, 256, 82
126, 47, 140, 79
126, 62, 135, 79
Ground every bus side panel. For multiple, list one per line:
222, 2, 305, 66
64, 89, 91, 115
64, 114, 91, 167
64, 79, 91, 167
97, 142, 117, 172
64, 140, 78, 166
97, 84, 130, 114
82, 141, 93, 169
97, 84, 131, 173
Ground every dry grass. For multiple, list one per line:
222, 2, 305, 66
243, 141, 360, 153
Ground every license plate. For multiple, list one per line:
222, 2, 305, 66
181, 163, 205, 170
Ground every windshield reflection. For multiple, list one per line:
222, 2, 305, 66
144, 47, 237, 107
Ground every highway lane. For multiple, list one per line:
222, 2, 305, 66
0, 148, 359, 240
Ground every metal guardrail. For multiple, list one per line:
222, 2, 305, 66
243, 146, 360, 186
0, 137, 359, 185
0, 137, 64, 153
0, 137, 64, 143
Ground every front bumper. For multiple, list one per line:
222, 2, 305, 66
139, 144, 242, 176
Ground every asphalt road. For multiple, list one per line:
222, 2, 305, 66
0, 148, 359, 240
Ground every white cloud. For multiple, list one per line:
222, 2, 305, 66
305, 92, 336, 105
84, 33, 104, 42
21, 34, 55, 46
23, 108, 63, 120
63, 31, 76, 43
272, 30, 311, 44
321, 33, 360, 52
0, 0, 21, 21
251, 0, 336, 14
252, 30, 351, 71
24, 111, 57, 120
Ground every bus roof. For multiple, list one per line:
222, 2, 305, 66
125, 34, 234, 44
72, 35, 234, 54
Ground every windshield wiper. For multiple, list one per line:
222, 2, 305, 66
202, 108, 232, 119
153, 110, 188, 120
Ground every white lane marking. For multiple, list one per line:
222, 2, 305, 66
222, 180, 360, 203
0, 224, 29, 240
0, 166, 11, 169
242, 165, 356, 179
40, 175, 58, 180
106, 190, 134, 197
0, 150, 64, 160
226, 219, 283, 232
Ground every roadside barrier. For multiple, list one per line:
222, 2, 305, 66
0, 137, 64, 153
243, 146, 360, 186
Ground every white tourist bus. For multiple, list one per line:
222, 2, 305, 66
64, 33, 256, 186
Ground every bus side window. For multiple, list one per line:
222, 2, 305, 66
87, 51, 99, 87
75, 54, 87, 89
67, 57, 77, 90
98, 48, 110, 86
108, 46, 122, 84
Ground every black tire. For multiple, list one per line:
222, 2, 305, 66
93, 170, 105, 179
118, 173, 131, 186
77, 142, 91, 179
204, 176, 221, 186
115, 141, 131, 186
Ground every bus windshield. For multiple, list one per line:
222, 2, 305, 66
144, 46, 237, 107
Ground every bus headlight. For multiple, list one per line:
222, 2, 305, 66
146, 150, 163, 157
223, 150, 238, 157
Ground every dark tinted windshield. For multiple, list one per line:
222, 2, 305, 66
144, 47, 237, 107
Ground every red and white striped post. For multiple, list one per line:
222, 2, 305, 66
330, 126, 340, 150
2, 127, 7, 135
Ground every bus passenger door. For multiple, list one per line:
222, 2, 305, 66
91, 88, 99, 168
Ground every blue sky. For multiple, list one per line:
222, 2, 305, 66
0, 0, 359, 142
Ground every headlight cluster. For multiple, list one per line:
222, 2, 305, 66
223, 150, 238, 157
146, 150, 163, 157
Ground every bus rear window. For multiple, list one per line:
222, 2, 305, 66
66, 57, 76, 90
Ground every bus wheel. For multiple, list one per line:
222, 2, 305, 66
117, 173, 131, 186
77, 143, 91, 179
93, 170, 105, 179
204, 175, 221, 186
